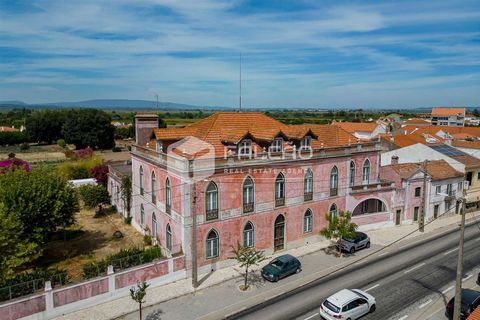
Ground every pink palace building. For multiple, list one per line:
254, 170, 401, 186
130, 112, 396, 274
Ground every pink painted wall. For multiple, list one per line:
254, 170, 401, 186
0, 295, 45, 320
173, 256, 185, 272
115, 261, 169, 289
352, 212, 390, 225
53, 278, 108, 307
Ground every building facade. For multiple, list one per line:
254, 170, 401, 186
431, 107, 465, 127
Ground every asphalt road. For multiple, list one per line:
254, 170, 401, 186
235, 222, 480, 320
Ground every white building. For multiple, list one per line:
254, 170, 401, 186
431, 107, 465, 127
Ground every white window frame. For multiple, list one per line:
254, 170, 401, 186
238, 139, 252, 157
303, 210, 313, 233
271, 137, 283, 153
206, 230, 219, 259
243, 222, 254, 248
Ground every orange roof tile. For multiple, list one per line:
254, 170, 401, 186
424, 160, 463, 181
151, 112, 357, 156
452, 140, 480, 149
451, 133, 475, 139
401, 125, 421, 134
333, 121, 378, 133
468, 305, 480, 320
387, 163, 421, 179
431, 107, 466, 116
404, 118, 430, 125
450, 154, 480, 169
390, 133, 444, 148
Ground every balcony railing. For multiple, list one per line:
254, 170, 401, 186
304, 192, 313, 201
206, 209, 219, 221
275, 198, 285, 207
349, 181, 394, 194
166, 204, 171, 215
243, 202, 254, 213
330, 188, 338, 197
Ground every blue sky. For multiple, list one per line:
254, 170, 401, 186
0, 0, 479, 108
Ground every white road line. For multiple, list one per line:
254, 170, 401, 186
444, 248, 459, 255
419, 299, 432, 309
404, 262, 426, 274
304, 312, 319, 320
365, 284, 380, 292
397, 315, 408, 320
442, 285, 454, 294
463, 274, 472, 281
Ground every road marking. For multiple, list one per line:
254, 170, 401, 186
463, 274, 472, 281
404, 262, 426, 274
444, 248, 459, 255
304, 312, 319, 320
419, 299, 432, 309
397, 315, 408, 320
365, 284, 380, 292
442, 285, 454, 294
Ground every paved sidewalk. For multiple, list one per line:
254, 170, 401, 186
52, 210, 478, 320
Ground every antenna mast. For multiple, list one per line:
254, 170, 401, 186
155, 93, 159, 109
239, 53, 242, 112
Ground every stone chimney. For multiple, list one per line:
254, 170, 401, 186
391, 155, 399, 165
135, 113, 158, 146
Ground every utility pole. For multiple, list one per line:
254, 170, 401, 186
453, 198, 466, 320
419, 160, 428, 232
189, 159, 198, 288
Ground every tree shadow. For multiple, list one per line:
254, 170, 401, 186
145, 308, 164, 320
244, 272, 266, 289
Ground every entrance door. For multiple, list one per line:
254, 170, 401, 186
395, 210, 401, 225
274, 215, 285, 251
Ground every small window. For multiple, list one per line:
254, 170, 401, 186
140, 204, 145, 225
349, 161, 355, 187
139, 166, 144, 196
329, 203, 338, 218
152, 213, 157, 239
304, 209, 313, 233
243, 176, 254, 213
238, 139, 252, 157
413, 207, 419, 221
330, 166, 338, 196
271, 138, 283, 153
362, 159, 370, 184
205, 182, 219, 220
304, 169, 313, 200
206, 229, 219, 259
165, 177, 171, 214
477, 172, 480, 181
436, 186, 441, 194
415, 187, 421, 197
243, 222, 254, 248
447, 183, 452, 195
434, 204, 439, 218
300, 136, 311, 148
166, 224, 172, 251
151, 172, 157, 204
275, 173, 285, 207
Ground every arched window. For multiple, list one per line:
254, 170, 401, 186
165, 177, 171, 214
243, 177, 254, 213
151, 172, 157, 204
205, 182, 218, 220
304, 209, 313, 233
349, 161, 356, 187
243, 221, 254, 248
206, 229, 219, 259
275, 173, 285, 207
329, 203, 338, 218
139, 166, 144, 196
140, 204, 145, 225
304, 169, 313, 201
152, 213, 157, 239
330, 166, 338, 196
166, 224, 172, 251
362, 159, 371, 184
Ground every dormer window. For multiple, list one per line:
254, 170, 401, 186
271, 138, 283, 153
238, 139, 252, 157
301, 136, 311, 149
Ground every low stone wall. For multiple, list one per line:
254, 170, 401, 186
0, 255, 186, 320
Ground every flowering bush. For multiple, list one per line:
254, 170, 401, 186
0, 157, 30, 173
91, 164, 108, 186
74, 147, 94, 159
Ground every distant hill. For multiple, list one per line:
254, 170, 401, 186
0, 99, 230, 110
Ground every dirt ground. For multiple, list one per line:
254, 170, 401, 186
40, 207, 144, 281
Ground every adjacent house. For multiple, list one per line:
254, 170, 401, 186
107, 160, 132, 218
332, 121, 388, 140
430, 107, 465, 127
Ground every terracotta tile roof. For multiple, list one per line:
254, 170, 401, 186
452, 140, 480, 149
401, 125, 421, 134
333, 121, 378, 133
0, 126, 19, 132
424, 160, 463, 181
431, 107, 466, 116
451, 154, 480, 169
152, 112, 357, 156
451, 133, 475, 139
389, 133, 444, 148
404, 118, 430, 125
386, 163, 421, 179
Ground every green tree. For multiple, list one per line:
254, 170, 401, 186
230, 244, 265, 290
26, 109, 67, 143
78, 184, 110, 214
0, 203, 39, 280
320, 211, 357, 257
121, 175, 132, 218
130, 281, 150, 320
63, 109, 115, 149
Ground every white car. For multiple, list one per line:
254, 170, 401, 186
319, 289, 376, 320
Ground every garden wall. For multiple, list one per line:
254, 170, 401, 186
0, 255, 186, 320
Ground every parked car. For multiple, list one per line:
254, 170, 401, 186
337, 232, 371, 254
261, 254, 301, 282
445, 289, 480, 319
319, 288, 376, 320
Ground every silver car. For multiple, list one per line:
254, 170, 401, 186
320, 288, 376, 320
337, 232, 370, 254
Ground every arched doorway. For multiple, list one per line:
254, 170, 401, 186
274, 215, 285, 251
353, 199, 387, 216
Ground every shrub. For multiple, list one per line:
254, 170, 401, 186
78, 184, 110, 210
57, 139, 66, 148
91, 164, 108, 186
74, 147, 94, 159
111, 146, 122, 152
57, 157, 102, 180
0, 157, 30, 173
0, 132, 29, 146
143, 235, 152, 246
0, 268, 68, 302
19, 142, 30, 151
124, 216, 132, 225
64, 149, 75, 159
